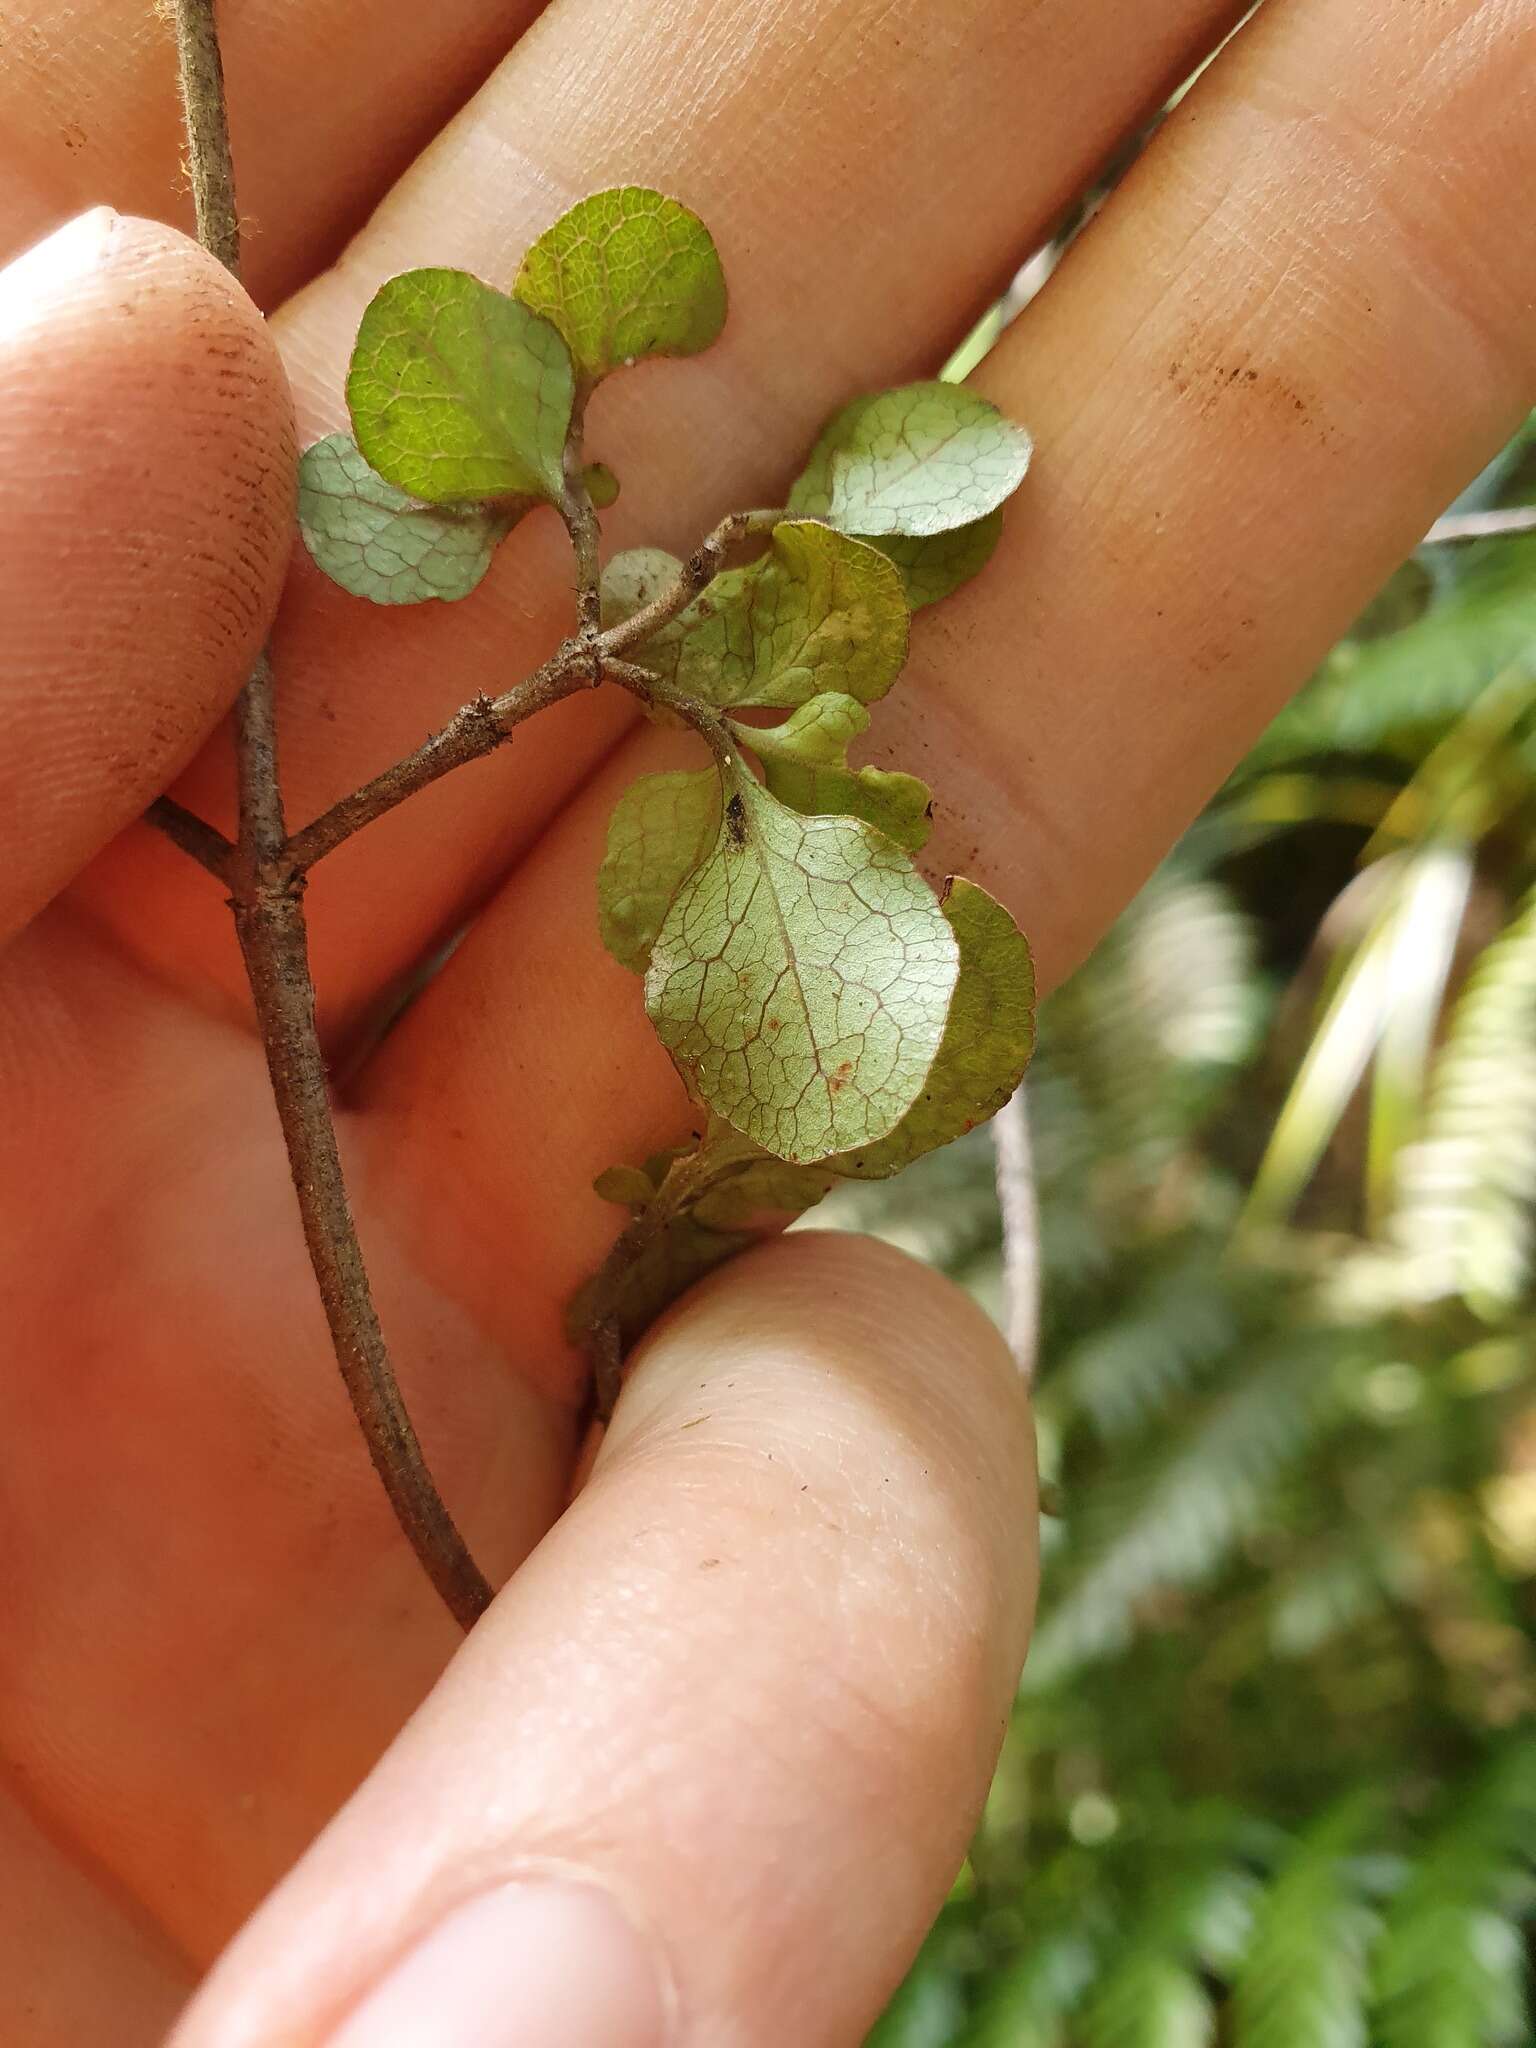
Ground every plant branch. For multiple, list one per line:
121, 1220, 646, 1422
172, 0, 493, 1630
602, 507, 785, 658
286, 650, 593, 872
578, 1144, 756, 1419
604, 657, 736, 769
145, 796, 233, 879
559, 385, 603, 641
290, 509, 783, 873
230, 879, 493, 1628
171, 0, 241, 276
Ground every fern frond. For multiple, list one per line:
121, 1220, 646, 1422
1040, 1249, 1248, 1443
1372, 1733, 1536, 2048
1024, 1331, 1344, 1688
1076, 1845, 1261, 2048
962, 1928, 1100, 2048
1392, 883, 1536, 1316
1048, 875, 1256, 1174
1231, 1790, 1383, 2048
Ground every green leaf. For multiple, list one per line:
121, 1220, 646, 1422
788, 381, 1031, 538
296, 433, 518, 606
596, 769, 721, 974
346, 268, 573, 505
632, 520, 909, 708
600, 547, 683, 628
872, 507, 1004, 608
735, 694, 932, 850
832, 877, 1034, 1176
644, 768, 959, 1163
513, 186, 726, 386
582, 459, 620, 509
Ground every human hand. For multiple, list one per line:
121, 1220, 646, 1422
1, 0, 1531, 2041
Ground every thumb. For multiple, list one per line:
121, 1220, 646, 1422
172, 1231, 1037, 2048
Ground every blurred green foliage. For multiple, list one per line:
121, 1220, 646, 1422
851, 413, 1536, 2047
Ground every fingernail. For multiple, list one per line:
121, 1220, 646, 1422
326, 1881, 674, 2048
0, 207, 118, 343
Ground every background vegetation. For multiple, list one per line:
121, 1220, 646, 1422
851, 405, 1536, 2045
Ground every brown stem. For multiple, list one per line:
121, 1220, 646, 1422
171, 0, 241, 276
172, 0, 493, 1629
145, 796, 233, 879
232, 879, 492, 1629
604, 658, 736, 768
287, 653, 592, 872
559, 386, 604, 642
289, 513, 782, 875
601, 508, 785, 659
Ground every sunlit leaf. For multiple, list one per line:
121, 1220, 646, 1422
737, 693, 932, 850
596, 769, 721, 974
632, 520, 908, 708
296, 433, 518, 605
789, 381, 1031, 538
514, 187, 726, 385
834, 878, 1034, 1176
644, 769, 959, 1162
346, 268, 573, 505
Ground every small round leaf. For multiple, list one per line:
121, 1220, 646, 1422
788, 381, 1031, 539
346, 268, 573, 505
514, 187, 726, 385
297, 433, 518, 605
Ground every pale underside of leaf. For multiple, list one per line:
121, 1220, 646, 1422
833, 876, 1036, 1178
788, 381, 1031, 539
737, 694, 932, 851
645, 770, 959, 1163
346, 268, 574, 505
600, 547, 683, 628
596, 769, 722, 974
296, 433, 519, 605
513, 186, 727, 385
631, 521, 909, 709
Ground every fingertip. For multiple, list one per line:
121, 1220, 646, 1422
0, 209, 294, 938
